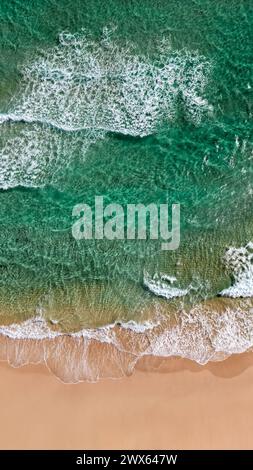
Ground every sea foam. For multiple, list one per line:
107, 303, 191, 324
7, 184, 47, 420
0, 121, 103, 189
144, 272, 189, 299
220, 242, 253, 298
7, 30, 212, 135
1, 297, 253, 382
0, 29, 212, 189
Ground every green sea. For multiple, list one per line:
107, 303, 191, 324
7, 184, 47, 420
0, 1, 253, 381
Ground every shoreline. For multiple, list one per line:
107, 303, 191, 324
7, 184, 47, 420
1, 295, 253, 382
1, 352, 253, 449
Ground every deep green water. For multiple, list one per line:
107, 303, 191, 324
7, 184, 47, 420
0, 0, 253, 330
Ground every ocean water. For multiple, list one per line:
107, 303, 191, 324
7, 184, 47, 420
0, 0, 253, 382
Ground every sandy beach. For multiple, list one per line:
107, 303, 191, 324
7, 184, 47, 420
0, 353, 253, 449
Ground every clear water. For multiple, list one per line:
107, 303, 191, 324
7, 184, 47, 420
0, 1, 253, 380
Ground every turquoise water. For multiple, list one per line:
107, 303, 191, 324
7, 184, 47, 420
0, 1, 253, 336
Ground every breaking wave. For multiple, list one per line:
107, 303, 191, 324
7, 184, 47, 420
0, 121, 103, 189
0, 29, 212, 190
5, 30, 213, 134
1, 296, 253, 383
144, 272, 189, 299
220, 242, 253, 298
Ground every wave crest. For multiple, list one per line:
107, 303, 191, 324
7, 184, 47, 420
0, 29, 212, 190
220, 242, 253, 298
1, 297, 253, 383
11, 29, 212, 135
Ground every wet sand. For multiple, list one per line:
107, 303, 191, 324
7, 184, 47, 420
0, 353, 253, 449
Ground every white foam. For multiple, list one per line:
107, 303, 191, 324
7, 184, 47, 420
1, 299, 253, 377
143, 272, 189, 299
119, 318, 161, 333
0, 30, 212, 189
146, 303, 253, 364
11, 30, 211, 135
219, 242, 253, 298
0, 312, 159, 342
0, 121, 103, 189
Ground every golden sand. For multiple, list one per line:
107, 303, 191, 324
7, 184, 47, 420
0, 353, 253, 449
